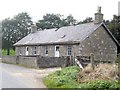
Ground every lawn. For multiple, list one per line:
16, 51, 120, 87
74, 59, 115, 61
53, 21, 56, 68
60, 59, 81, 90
43, 64, 120, 89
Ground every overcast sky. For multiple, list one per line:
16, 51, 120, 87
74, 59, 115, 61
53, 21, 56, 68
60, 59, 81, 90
0, 0, 119, 22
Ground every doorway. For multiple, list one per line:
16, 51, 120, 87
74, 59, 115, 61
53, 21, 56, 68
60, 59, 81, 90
26, 47, 29, 55
55, 46, 59, 57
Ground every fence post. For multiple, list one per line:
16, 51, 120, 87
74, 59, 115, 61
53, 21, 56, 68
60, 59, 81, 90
90, 53, 95, 70
118, 53, 120, 82
73, 53, 76, 65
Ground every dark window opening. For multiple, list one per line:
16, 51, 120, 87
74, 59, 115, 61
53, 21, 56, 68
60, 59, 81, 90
34, 47, 37, 55
45, 46, 48, 55
26, 47, 29, 51
56, 46, 59, 51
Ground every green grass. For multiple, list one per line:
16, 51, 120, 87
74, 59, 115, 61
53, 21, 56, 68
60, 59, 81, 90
43, 65, 120, 89
79, 80, 120, 89
2, 49, 16, 56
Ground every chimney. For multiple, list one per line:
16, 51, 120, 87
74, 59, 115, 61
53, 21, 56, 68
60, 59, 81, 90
118, 1, 120, 16
31, 24, 37, 33
94, 6, 103, 24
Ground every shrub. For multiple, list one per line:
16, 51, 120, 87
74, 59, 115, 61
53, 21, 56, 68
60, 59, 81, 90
2, 49, 15, 56
43, 65, 80, 88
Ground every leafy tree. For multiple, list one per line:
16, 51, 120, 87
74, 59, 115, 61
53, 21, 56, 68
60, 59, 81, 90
36, 13, 77, 30
63, 15, 77, 25
2, 12, 33, 55
78, 17, 93, 24
105, 15, 120, 53
36, 14, 62, 29
107, 15, 120, 43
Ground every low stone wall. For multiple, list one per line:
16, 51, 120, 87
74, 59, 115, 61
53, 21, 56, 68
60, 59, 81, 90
37, 56, 66, 68
2, 56, 17, 64
18, 56, 38, 68
2, 56, 38, 68
2, 56, 67, 68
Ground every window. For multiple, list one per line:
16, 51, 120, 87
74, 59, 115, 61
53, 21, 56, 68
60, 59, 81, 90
56, 46, 59, 51
26, 47, 29, 51
26, 47, 29, 55
67, 46, 72, 56
19, 47, 22, 55
33, 47, 37, 55
55, 46, 60, 57
45, 46, 48, 55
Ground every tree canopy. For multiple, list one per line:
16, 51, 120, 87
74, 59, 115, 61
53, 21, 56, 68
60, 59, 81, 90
36, 14, 77, 30
2, 12, 33, 55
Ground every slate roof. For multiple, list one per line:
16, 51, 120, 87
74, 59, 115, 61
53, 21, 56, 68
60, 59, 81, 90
14, 22, 120, 47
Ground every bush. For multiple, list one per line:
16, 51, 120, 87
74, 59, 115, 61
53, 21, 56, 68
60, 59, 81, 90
43, 65, 80, 88
2, 49, 15, 56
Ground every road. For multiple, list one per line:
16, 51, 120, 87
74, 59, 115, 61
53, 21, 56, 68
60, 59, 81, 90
0, 62, 61, 88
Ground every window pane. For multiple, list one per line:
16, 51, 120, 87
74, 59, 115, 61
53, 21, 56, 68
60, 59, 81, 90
45, 46, 48, 55
56, 46, 59, 51
67, 46, 72, 55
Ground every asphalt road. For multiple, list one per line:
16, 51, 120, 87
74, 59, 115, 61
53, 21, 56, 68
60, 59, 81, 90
0, 62, 61, 88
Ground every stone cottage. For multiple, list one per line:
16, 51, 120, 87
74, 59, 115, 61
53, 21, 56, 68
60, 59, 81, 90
14, 7, 120, 61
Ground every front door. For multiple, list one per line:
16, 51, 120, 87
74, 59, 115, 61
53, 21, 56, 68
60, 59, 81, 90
55, 46, 59, 57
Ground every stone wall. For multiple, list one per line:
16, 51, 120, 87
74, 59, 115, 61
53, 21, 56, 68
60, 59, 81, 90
80, 25, 117, 61
2, 56, 68, 68
37, 56, 66, 68
18, 56, 38, 68
2, 56, 17, 64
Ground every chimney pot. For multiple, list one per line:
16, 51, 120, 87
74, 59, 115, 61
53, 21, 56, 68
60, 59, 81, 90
97, 6, 101, 13
94, 6, 103, 24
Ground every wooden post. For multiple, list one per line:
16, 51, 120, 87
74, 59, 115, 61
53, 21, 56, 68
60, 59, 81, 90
73, 53, 75, 65
90, 53, 95, 70
117, 53, 120, 81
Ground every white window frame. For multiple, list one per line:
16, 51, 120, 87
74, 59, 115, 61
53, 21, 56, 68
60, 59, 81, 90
67, 46, 72, 56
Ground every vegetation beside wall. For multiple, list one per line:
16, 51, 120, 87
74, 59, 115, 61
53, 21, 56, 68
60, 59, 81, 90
43, 64, 120, 88
2, 49, 15, 56
43, 65, 80, 88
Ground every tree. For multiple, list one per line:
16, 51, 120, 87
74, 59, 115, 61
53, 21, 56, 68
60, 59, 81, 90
63, 15, 77, 25
105, 15, 120, 53
78, 17, 93, 24
36, 14, 62, 30
36, 13, 77, 30
2, 12, 33, 55
107, 15, 120, 43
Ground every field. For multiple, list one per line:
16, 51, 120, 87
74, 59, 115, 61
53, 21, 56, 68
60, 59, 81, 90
43, 63, 120, 89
